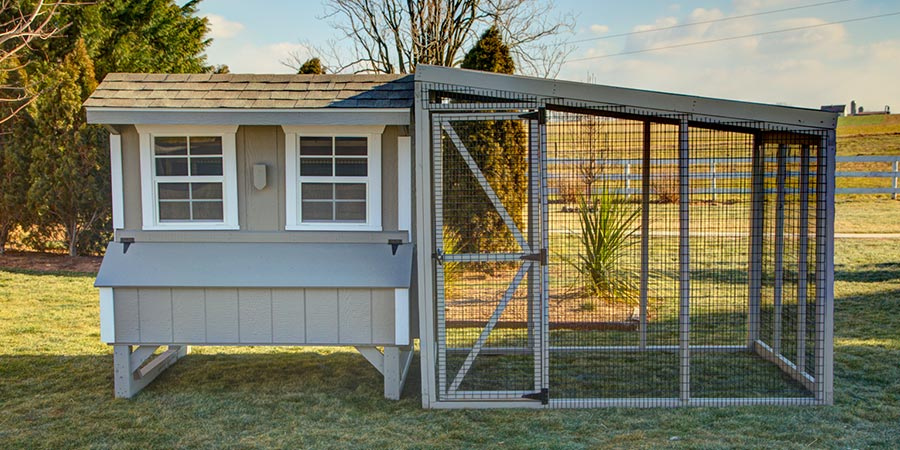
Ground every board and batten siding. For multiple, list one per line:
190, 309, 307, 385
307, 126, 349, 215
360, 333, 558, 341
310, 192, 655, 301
111, 287, 400, 345
117, 124, 408, 236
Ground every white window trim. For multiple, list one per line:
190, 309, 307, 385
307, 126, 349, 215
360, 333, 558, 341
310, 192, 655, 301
136, 124, 239, 231
283, 125, 384, 231
109, 133, 124, 230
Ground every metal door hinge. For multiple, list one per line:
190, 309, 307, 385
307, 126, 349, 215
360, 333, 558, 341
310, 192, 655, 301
522, 388, 549, 404
432, 249, 444, 264
520, 248, 548, 265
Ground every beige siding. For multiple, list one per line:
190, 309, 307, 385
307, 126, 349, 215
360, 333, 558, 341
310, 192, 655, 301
117, 124, 409, 237
172, 289, 205, 342
238, 288, 273, 343
120, 126, 142, 230
206, 288, 239, 343
137, 288, 172, 342
272, 289, 305, 342
111, 287, 398, 345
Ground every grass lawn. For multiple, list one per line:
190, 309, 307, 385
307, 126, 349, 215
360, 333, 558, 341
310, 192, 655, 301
1, 236, 898, 448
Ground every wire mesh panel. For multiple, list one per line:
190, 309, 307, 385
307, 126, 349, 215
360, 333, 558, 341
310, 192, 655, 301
421, 80, 833, 407
433, 113, 544, 401
546, 112, 682, 405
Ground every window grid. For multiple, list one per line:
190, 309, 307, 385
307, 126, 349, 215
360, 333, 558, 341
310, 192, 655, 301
153, 136, 224, 223
298, 136, 369, 224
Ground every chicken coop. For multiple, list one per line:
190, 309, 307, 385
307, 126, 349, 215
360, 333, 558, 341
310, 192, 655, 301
412, 66, 836, 408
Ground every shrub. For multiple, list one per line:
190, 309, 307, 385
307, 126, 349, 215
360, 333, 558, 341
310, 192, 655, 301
565, 190, 641, 305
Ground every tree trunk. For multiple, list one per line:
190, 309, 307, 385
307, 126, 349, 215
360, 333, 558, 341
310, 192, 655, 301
67, 221, 78, 257
0, 224, 8, 255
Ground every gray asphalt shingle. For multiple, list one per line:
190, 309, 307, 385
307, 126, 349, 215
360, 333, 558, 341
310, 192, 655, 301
85, 73, 414, 109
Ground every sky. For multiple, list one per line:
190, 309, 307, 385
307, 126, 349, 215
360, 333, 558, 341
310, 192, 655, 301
195, 0, 900, 111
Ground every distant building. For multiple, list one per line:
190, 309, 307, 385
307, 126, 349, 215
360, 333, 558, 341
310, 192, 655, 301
820, 105, 846, 116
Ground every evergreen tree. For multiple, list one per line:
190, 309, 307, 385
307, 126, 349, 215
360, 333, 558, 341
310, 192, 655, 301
446, 26, 527, 252
461, 26, 514, 74
38, 0, 211, 80
298, 57, 326, 74
17, 0, 212, 255
0, 58, 35, 253
27, 39, 108, 256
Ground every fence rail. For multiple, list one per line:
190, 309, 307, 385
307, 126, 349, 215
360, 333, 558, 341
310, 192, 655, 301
546, 155, 900, 198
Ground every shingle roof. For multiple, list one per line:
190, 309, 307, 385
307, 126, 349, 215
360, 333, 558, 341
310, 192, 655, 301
84, 73, 414, 109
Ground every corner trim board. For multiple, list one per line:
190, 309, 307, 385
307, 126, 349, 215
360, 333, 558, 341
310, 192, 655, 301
397, 136, 412, 241
395, 288, 409, 345
99, 287, 115, 343
109, 134, 124, 229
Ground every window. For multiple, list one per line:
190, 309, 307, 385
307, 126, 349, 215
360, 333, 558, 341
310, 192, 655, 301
137, 125, 239, 230
284, 126, 383, 231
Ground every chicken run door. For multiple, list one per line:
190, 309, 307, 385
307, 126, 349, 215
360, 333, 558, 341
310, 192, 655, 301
432, 112, 549, 403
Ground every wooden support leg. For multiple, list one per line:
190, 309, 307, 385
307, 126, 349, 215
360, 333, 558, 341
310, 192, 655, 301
357, 346, 413, 400
113, 344, 187, 398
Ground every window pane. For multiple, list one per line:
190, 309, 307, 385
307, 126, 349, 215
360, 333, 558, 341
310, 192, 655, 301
155, 137, 187, 155
190, 157, 223, 176
300, 158, 332, 176
300, 137, 332, 156
302, 201, 333, 221
192, 201, 224, 221
335, 137, 367, 156
158, 183, 189, 200
190, 136, 222, 155
335, 158, 367, 176
335, 183, 366, 200
159, 201, 190, 221
335, 202, 366, 222
156, 158, 188, 176
302, 183, 333, 200
191, 182, 222, 200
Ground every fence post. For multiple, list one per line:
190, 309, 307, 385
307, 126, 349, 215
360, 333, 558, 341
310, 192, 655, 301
625, 161, 632, 199
710, 160, 717, 202
893, 160, 898, 200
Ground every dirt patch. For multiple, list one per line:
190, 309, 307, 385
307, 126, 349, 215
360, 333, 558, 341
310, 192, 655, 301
0, 251, 100, 274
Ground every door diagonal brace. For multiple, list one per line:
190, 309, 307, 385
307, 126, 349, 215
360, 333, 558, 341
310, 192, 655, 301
447, 261, 532, 394
441, 121, 530, 253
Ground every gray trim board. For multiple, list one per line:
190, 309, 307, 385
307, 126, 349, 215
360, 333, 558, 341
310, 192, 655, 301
95, 242, 413, 288
415, 65, 837, 130
86, 108, 411, 126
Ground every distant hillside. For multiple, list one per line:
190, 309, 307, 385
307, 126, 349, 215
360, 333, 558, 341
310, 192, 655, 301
837, 114, 900, 137
837, 114, 900, 157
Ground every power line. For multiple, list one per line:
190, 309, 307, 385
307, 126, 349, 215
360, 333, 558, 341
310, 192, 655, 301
568, 11, 900, 62
573, 0, 851, 44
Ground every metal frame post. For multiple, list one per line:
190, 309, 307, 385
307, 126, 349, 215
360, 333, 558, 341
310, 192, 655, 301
431, 118, 448, 400
528, 116, 543, 394
640, 121, 651, 349
678, 118, 691, 403
797, 144, 810, 373
815, 133, 836, 404
747, 134, 765, 347
773, 144, 787, 355
539, 109, 550, 400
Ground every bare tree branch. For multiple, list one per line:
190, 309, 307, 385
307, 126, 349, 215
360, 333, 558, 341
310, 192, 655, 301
319, 0, 569, 75
0, 0, 66, 123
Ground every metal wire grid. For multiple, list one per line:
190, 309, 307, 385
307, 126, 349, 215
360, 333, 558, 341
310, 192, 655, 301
422, 81, 832, 407
435, 114, 540, 400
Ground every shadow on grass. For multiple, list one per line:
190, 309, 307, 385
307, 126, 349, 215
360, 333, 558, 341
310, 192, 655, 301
0, 267, 97, 278
0, 350, 422, 403
835, 263, 900, 283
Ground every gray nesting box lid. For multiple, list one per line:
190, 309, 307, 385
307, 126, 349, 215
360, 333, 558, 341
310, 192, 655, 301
95, 242, 413, 289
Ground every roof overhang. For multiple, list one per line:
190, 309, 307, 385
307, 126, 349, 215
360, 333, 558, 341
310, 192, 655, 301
86, 107, 411, 126
95, 242, 413, 289
414, 65, 838, 131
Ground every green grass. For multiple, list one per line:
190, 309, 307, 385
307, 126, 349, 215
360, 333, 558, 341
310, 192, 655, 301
1, 237, 899, 447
